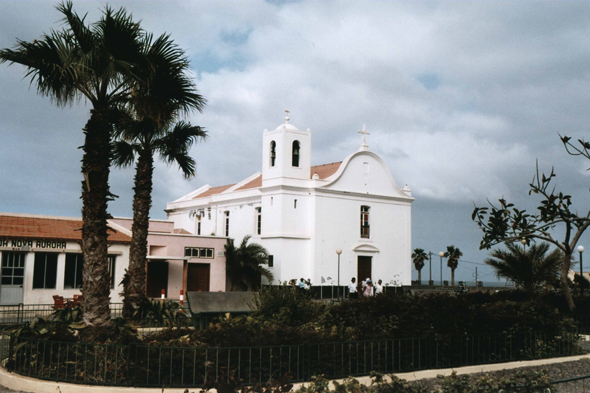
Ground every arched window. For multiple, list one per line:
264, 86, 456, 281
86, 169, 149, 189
292, 140, 300, 167
270, 141, 276, 167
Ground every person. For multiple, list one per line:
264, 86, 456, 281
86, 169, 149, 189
298, 278, 306, 290
363, 279, 374, 297
375, 279, 383, 294
305, 278, 312, 290
348, 277, 358, 299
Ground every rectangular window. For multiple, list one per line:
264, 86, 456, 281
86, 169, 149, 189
1, 252, 25, 286
360, 205, 370, 238
184, 247, 214, 259
64, 253, 83, 289
197, 220, 201, 236
268, 255, 274, 268
294, 199, 297, 209
207, 207, 211, 220
225, 211, 230, 237
108, 255, 116, 289
256, 207, 262, 235
33, 252, 58, 289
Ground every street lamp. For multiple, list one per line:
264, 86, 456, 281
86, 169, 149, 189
579, 245, 585, 296
438, 251, 445, 286
336, 249, 342, 300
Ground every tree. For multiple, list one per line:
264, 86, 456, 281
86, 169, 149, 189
0, 2, 155, 327
412, 248, 428, 282
484, 242, 563, 293
444, 246, 462, 286
473, 136, 590, 312
225, 236, 274, 291
112, 33, 206, 318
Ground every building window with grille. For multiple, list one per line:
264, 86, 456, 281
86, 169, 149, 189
360, 205, 370, 238
268, 255, 274, 268
270, 141, 276, 167
256, 207, 262, 235
33, 252, 58, 289
197, 219, 201, 235
225, 211, 230, 237
108, 255, 116, 289
184, 247, 214, 258
292, 140, 300, 167
1, 252, 25, 286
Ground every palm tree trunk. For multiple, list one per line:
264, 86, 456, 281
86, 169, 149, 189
418, 269, 422, 282
80, 108, 113, 329
451, 268, 455, 286
123, 150, 154, 318
561, 251, 575, 312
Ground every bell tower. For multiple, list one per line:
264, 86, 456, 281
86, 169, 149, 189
262, 111, 311, 186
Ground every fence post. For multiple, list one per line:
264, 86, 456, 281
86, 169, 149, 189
17, 303, 23, 324
6, 331, 14, 372
303, 342, 311, 382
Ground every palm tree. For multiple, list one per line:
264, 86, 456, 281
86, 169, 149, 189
112, 34, 206, 318
225, 236, 274, 291
114, 121, 206, 317
412, 248, 428, 283
0, 2, 154, 327
444, 245, 462, 286
485, 242, 563, 293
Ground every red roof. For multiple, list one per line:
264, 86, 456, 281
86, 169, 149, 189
235, 175, 262, 191
0, 214, 131, 243
191, 184, 235, 199
311, 162, 342, 179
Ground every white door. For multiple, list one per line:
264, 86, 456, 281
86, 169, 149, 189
0, 252, 25, 305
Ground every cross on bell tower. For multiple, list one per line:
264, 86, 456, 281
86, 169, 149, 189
285, 109, 290, 124
358, 124, 370, 151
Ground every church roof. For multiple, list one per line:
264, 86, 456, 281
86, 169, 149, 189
0, 213, 132, 243
191, 162, 343, 200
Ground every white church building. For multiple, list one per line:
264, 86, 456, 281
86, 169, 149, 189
166, 114, 414, 287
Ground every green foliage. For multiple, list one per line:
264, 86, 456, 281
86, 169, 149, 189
225, 236, 274, 291
50, 306, 83, 324
485, 242, 563, 292
445, 246, 462, 270
251, 286, 325, 327
411, 249, 428, 272
133, 299, 189, 327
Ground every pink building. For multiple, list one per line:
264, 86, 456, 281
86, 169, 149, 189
108, 218, 228, 298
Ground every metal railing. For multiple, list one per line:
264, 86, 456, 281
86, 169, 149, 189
552, 374, 590, 392
3, 330, 581, 388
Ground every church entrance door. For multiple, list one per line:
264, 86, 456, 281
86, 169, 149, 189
147, 261, 169, 298
357, 256, 372, 283
187, 263, 210, 292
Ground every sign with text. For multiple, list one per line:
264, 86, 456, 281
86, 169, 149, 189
0, 239, 67, 250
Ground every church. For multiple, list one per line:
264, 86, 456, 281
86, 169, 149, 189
166, 113, 414, 288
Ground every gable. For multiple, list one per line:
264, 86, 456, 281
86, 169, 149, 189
321, 151, 411, 200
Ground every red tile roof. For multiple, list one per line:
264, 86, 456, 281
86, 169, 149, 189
235, 175, 262, 191
0, 214, 131, 243
190, 162, 343, 200
311, 162, 342, 179
191, 184, 235, 199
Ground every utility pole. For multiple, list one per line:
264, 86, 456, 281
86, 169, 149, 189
472, 267, 478, 287
428, 252, 432, 283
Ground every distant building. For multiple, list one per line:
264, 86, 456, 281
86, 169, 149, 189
0, 213, 228, 305
0, 213, 130, 305
166, 115, 414, 287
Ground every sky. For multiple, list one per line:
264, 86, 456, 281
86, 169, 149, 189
1, 1, 590, 284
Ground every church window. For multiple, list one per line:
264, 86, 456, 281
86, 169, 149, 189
108, 255, 117, 289
256, 207, 262, 235
207, 207, 211, 220
271, 197, 273, 206
33, 252, 58, 289
292, 140, 300, 167
268, 255, 274, 267
294, 199, 297, 209
270, 141, 276, 167
360, 206, 370, 238
225, 211, 230, 237
197, 220, 201, 235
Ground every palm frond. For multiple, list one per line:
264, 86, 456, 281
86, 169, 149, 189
112, 140, 137, 167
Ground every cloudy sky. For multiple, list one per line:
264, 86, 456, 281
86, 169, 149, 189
1, 1, 590, 284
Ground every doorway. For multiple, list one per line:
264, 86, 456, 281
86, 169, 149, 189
0, 252, 25, 305
357, 256, 372, 283
187, 263, 210, 292
147, 261, 169, 298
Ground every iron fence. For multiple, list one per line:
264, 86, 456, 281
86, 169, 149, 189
0, 302, 190, 327
3, 330, 581, 388
552, 375, 590, 392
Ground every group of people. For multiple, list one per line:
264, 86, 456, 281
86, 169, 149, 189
347, 277, 383, 299
289, 278, 313, 290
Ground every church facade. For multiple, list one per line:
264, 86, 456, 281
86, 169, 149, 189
166, 115, 414, 287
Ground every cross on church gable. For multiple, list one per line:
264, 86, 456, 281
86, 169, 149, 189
358, 124, 370, 149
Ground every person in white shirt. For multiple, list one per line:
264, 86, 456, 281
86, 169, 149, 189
348, 277, 358, 299
374, 279, 383, 295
